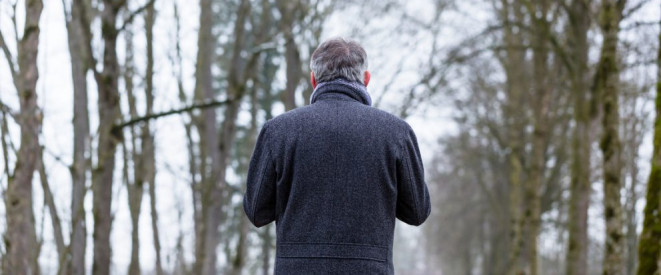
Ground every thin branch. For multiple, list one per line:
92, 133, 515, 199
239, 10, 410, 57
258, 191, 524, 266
0, 30, 18, 85
113, 99, 234, 130
1, 110, 10, 190
117, 0, 156, 33
622, 0, 651, 19
0, 100, 16, 119
621, 20, 659, 30
73, 0, 100, 76
37, 147, 66, 270
11, 0, 19, 48
61, 0, 71, 20
42, 146, 71, 169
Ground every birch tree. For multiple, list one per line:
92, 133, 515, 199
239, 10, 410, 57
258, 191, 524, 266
594, 0, 627, 273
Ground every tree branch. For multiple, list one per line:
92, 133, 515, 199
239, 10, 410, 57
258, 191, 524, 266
621, 20, 658, 30
37, 147, 66, 269
622, 0, 650, 19
0, 30, 18, 86
0, 100, 17, 122
1, 110, 11, 187
113, 99, 234, 130
117, 0, 156, 33
61, 0, 71, 20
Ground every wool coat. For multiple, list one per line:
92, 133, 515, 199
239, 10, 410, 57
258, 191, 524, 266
243, 78, 431, 274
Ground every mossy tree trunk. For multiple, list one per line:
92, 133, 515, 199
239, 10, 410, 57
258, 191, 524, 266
501, 0, 528, 274
565, 0, 592, 274
524, 0, 552, 273
636, 9, 661, 275
595, 0, 627, 274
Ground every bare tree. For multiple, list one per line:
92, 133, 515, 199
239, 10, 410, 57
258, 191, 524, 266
277, 0, 304, 111
191, 0, 221, 273
90, 0, 126, 273
143, 3, 164, 274
594, 0, 627, 273
63, 0, 92, 274
565, 0, 593, 274
123, 23, 144, 275
523, 1, 553, 273
636, 8, 661, 275
0, 0, 44, 274
499, 1, 529, 274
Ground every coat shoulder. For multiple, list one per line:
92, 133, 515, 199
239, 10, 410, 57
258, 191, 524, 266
266, 103, 411, 133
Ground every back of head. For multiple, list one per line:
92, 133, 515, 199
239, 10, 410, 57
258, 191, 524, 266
310, 38, 368, 84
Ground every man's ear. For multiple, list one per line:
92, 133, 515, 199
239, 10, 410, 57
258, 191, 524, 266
311, 71, 317, 89
363, 71, 371, 87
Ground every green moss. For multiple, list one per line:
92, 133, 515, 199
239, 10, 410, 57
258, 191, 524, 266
637, 166, 661, 275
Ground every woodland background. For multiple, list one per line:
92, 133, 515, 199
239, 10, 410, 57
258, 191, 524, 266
0, 0, 660, 274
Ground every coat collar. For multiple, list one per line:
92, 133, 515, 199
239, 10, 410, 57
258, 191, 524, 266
310, 78, 372, 106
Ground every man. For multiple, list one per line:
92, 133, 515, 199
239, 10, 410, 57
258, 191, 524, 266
244, 37, 431, 274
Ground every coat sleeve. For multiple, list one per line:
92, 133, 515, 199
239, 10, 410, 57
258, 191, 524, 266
243, 122, 277, 227
395, 125, 431, 226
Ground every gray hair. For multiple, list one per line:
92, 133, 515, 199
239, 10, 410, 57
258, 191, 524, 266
310, 38, 368, 84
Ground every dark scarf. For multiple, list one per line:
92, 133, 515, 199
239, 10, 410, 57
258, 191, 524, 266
310, 78, 372, 106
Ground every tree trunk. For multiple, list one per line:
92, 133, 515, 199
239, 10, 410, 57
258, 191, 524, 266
596, 1, 626, 274
65, 1, 91, 274
92, 1, 124, 274
123, 24, 144, 275
566, 0, 592, 274
262, 225, 273, 275
525, 1, 551, 273
3, 0, 43, 274
625, 163, 639, 275
636, 8, 661, 275
501, 1, 527, 273
623, 101, 642, 275
231, 79, 260, 275
277, 0, 302, 111
194, 0, 253, 274
144, 4, 164, 274
192, 0, 221, 273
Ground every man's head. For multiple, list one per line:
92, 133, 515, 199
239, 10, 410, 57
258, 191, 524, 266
310, 37, 370, 89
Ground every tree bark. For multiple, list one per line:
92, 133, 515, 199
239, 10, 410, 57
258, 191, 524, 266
192, 0, 220, 273
143, 4, 164, 274
524, 1, 551, 273
501, 1, 527, 274
636, 8, 661, 275
193, 0, 254, 274
623, 94, 643, 275
231, 77, 261, 275
91, 1, 124, 274
277, 0, 303, 111
3, 0, 43, 274
596, 1, 626, 274
124, 26, 143, 275
565, 1, 592, 274
65, 1, 91, 274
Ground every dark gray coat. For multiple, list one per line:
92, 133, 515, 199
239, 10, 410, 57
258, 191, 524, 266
243, 79, 431, 274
